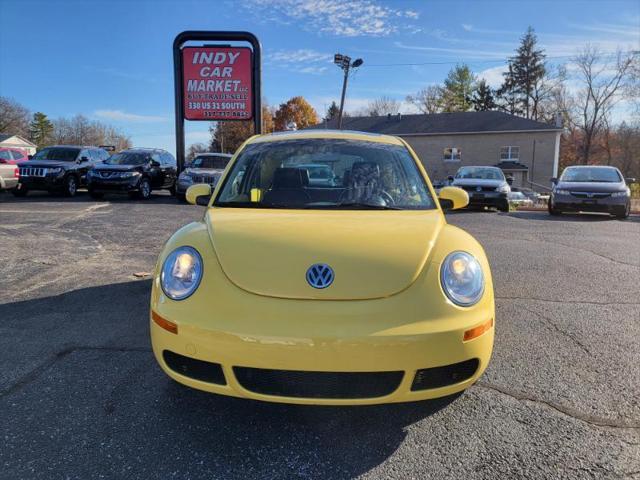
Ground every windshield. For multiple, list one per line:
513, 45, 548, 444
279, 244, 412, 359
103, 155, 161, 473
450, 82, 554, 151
32, 147, 80, 162
215, 138, 435, 210
455, 167, 505, 180
191, 155, 229, 169
561, 167, 622, 183
104, 152, 149, 165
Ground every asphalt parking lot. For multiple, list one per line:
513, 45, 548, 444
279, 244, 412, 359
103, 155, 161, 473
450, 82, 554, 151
1, 190, 639, 480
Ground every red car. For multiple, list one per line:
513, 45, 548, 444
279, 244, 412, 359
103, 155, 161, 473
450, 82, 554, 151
0, 147, 30, 165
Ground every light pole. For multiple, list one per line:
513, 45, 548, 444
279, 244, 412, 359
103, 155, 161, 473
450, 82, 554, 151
334, 54, 363, 129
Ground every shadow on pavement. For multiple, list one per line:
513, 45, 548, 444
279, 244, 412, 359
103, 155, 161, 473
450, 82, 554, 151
0, 280, 459, 478
507, 210, 639, 223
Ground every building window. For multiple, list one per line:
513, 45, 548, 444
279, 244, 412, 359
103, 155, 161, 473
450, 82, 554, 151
500, 146, 519, 161
443, 147, 461, 162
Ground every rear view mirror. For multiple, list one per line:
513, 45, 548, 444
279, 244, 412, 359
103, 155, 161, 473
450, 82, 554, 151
506, 176, 514, 185
447, 175, 454, 183
186, 183, 212, 206
550, 177, 558, 184
80, 156, 90, 162
438, 186, 469, 210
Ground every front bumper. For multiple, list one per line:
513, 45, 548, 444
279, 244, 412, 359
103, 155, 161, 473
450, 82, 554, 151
88, 176, 140, 193
552, 193, 628, 213
18, 175, 65, 191
465, 191, 508, 208
176, 179, 193, 195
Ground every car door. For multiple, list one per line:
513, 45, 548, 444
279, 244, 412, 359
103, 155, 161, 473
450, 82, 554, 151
149, 153, 164, 188
162, 153, 177, 188
76, 149, 92, 183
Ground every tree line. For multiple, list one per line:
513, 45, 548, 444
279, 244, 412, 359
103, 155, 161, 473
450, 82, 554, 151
0, 96, 132, 151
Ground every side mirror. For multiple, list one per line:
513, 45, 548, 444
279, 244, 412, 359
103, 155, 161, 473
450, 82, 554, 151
80, 156, 90, 163
186, 183, 212, 206
506, 176, 514, 185
550, 177, 558, 184
150, 160, 160, 167
625, 177, 636, 184
447, 175, 454, 183
438, 186, 469, 211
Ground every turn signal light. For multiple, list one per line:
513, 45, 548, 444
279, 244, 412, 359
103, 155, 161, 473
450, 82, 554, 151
152, 310, 178, 334
463, 318, 493, 342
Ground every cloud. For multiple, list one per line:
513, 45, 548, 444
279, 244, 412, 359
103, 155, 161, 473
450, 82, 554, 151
94, 110, 168, 122
394, 41, 511, 59
461, 23, 473, 32
242, 0, 420, 37
477, 65, 507, 88
265, 49, 331, 75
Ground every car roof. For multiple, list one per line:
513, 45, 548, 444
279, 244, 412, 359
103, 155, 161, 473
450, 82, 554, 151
195, 153, 232, 157
250, 129, 405, 146
42, 145, 96, 149
564, 165, 618, 169
120, 148, 168, 153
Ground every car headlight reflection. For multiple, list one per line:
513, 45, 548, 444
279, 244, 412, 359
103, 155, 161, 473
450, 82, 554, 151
496, 184, 510, 193
611, 191, 629, 198
555, 189, 570, 195
440, 251, 484, 307
160, 246, 203, 300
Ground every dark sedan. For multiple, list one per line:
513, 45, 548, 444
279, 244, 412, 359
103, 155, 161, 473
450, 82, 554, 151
549, 166, 634, 219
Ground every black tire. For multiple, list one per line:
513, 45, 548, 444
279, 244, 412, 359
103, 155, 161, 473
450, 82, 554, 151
89, 189, 104, 200
137, 178, 151, 200
12, 186, 28, 197
497, 200, 510, 213
548, 201, 561, 216
614, 202, 630, 219
63, 175, 78, 197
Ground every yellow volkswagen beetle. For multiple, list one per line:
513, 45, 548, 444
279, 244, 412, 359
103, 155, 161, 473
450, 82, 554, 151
150, 130, 494, 405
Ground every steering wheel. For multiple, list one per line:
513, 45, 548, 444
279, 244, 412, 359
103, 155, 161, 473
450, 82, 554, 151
379, 190, 395, 206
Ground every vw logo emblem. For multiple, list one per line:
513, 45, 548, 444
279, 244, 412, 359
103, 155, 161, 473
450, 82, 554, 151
476, 186, 482, 192
306, 263, 334, 289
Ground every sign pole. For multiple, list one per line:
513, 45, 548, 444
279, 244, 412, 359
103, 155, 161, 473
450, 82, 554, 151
173, 31, 262, 173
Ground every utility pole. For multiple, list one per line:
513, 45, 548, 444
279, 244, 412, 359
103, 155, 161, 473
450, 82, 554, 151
333, 54, 363, 129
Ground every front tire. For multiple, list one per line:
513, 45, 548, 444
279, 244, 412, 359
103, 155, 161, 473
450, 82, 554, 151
63, 175, 78, 197
548, 200, 561, 216
12, 186, 28, 197
614, 202, 630, 220
497, 200, 510, 213
137, 178, 151, 200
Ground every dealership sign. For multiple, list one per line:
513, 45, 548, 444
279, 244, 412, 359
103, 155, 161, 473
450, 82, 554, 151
182, 46, 253, 120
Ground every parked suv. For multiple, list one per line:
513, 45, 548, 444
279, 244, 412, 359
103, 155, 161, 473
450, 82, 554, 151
14, 145, 110, 197
87, 148, 177, 199
176, 153, 232, 199
449, 166, 510, 212
549, 165, 633, 219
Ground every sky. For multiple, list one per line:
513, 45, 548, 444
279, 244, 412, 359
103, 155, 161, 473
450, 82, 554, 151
1, 0, 639, 155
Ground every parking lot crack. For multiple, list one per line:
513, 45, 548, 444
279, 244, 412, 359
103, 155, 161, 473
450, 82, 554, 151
519, 305, 592, 355
0, 345, 151, 398
475, 382, 640, 430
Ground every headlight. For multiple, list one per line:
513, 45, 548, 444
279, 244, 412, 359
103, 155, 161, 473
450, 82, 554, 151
179, 173, 193, 182
120, 171, 139, 178
440, 251, 484, 307
48, 167, 62, 175
496, 184, 510, 193
160, 246, 203, 300
555, 189, 570, 195
611, 191, 629, 198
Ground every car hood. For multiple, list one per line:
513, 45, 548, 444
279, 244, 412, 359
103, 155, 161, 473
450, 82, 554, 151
21, 160, 74, 168
452, 178, 505, 188
205, 208, 444, 300
184, 168, 225, 175
556, 181, 625, 192
93, 164, 143, 172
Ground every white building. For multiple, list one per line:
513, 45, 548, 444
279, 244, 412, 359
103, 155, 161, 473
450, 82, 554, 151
0, 134, 37, 155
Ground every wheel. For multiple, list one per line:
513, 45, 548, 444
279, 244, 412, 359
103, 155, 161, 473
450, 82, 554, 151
63, 175, 78, 197
137, 178, 151, 199
89, 189, 104, 200
12, 186, 28, 197
497, 200, 510, 213
548, 199, 561, 216
614, 202, 630, 219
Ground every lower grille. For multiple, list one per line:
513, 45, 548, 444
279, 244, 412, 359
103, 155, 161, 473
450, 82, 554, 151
411, 359, 479, 391
162, 350, 226, 385
233, 367, 404, 399
192, 175, 215, 184
460, 185, 496, 192
570, 191, 610, 199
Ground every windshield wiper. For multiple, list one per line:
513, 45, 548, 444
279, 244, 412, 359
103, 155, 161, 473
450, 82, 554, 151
334, 202, 400, 210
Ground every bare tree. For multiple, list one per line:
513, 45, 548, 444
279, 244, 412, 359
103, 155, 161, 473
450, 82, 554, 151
186, 143, 209, 162
571, 46, 635, 163
406, 86, 443, 114
51, 114, 130, 149
364, 96, 401, 116
0, 96, 30, 137
531, 64, 567, 122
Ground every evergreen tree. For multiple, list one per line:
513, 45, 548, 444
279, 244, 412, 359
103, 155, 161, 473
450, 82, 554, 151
325, 101, 340, 121
497, 63, 523, 116
441, 64, 476, 112
29, 112, 53, 148
472, 80, 497, 111
498, 27, 546, 118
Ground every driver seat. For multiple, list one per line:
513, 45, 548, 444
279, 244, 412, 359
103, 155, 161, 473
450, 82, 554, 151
262, 168, 311, 206
345, 161, 380, 202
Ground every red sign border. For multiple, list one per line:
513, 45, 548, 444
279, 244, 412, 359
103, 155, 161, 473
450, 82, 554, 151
181, 45, 254, 121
